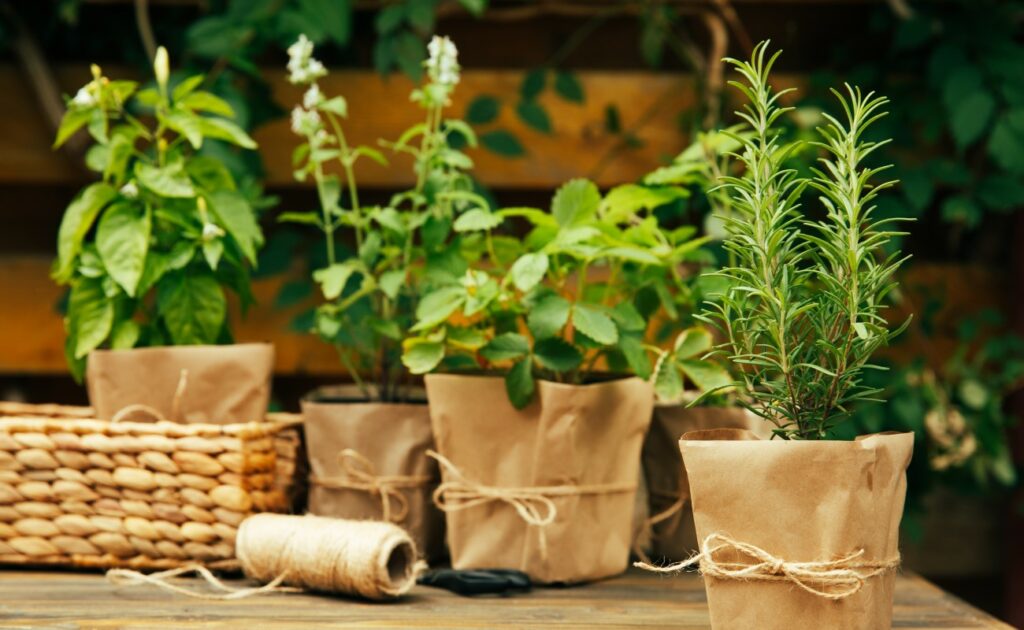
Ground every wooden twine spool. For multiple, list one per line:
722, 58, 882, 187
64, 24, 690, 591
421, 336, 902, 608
108, 514, 420, 601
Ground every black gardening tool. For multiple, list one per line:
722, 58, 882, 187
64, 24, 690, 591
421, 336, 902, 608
418, 568, 532, 596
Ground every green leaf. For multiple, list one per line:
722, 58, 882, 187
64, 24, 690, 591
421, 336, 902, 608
402, 341, 445, 375
69, 277, 113, 359
165, 110, 204, 149
458, 0, 487, 16
554, 71, 584, 103
942, 65, 982, 111
277, 211, 322, 227
302, 0, 352, 45
54, 183, 117, 282
196, 117, 257, 150
515, 100, 551, 133
109, 319, 140, 350
653, 353, 683, 401
619, 333, 651, 379
313, 262, 357, 300
950, 91, 995, 149
533, 337, 582, 372
453, 208, 503, 232
672, 327, 712, 360
371, 319, 402, 341
202, 238, 223, 270
96, 203, 149, 297
551, 178, 600, 227
187, 155, 236, 192
466, 95, 500, 125
480, 130, 525, 157
179, 91, 235, 117
572, 303, 618, 345
610, 302, 646, 333
940, 195, 982, 228
207, 190, 262, 264
978, 175, 1024, 211
527, 293, 570, 339
171, 75, 204, 101
520, 69, 546, 100
988, 111, 1024, 174
678, 359, 732, 393
137, 162, 196, 198
157, 269, 226, 345
447, 327, 487, 350
413, 286, 465, 330
275, 280, 312, 308
54, 107, 93, 148
380, 269, 406, 299
509, 252, 549, 292
602, 184, 688, 220
480, 332, 530, 362
506, 358, 535, 409
319, 96, 348, 117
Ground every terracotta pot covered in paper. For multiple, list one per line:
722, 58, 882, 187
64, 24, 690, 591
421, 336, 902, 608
86, 343, 274, 424
682, 429, 913, 630
302, 386, 444, 561
425, 373, 654, 584
639, 405, 755, 561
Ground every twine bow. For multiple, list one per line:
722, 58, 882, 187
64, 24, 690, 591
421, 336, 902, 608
427, 450, 636, 561
309, 449, 432, 523
111, 369, 189, 424
635, 533, 901, 600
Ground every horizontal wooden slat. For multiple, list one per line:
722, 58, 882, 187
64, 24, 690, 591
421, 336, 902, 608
0, 255, 1007, 376
0, 65, 805, 189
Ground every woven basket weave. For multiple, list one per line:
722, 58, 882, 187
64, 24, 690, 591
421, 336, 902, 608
0, 402, 302, 570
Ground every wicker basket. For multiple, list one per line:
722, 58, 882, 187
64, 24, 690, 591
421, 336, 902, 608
0, 402, 303, 570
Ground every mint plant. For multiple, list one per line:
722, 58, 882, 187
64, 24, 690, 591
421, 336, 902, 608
703, 42, 910, 439
402, 177, 729, 409
287, 35, 480, 402
52, 48, 265, 379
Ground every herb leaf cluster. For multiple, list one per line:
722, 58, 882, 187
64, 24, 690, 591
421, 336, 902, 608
704, 42, 910, 439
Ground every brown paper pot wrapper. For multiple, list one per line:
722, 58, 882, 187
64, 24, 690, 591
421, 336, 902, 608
86, 344, 274, 424
682, 429, 914, 630
639, 406, 755, 561
302, 386, 444, 561
425, 373, 653, 584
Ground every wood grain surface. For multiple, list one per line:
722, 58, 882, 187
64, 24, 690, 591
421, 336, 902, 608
0, 568, 1010, 628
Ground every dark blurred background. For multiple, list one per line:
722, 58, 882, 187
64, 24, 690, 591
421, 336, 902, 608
0, 0, 1020, 623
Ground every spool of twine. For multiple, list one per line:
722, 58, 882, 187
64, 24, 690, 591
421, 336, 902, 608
108, 514, 420, 601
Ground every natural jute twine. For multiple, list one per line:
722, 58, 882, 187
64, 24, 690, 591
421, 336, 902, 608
308, 449, 432, 523
107, 514, 421, 601
635, 533, 901, 600
428, 450, 636, 559
632, 488, 687, 563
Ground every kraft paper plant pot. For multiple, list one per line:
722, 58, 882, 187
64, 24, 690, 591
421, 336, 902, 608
425, 373, 654, 584
86, 343, 274, 424
682, 429, 914, 630
639, 405, 755, 561
302, 386, 444, 562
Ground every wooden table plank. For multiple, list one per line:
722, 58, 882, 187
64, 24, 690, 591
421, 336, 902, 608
0, 569, 1009, 629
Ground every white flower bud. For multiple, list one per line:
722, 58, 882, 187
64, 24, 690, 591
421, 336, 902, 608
71, 87, 97, 108
202, 222, 224, 241
119, 182, 138, 198
154, 46, 170, 91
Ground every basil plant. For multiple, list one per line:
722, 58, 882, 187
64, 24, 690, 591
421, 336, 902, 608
286, 35, 480, 402
52, 48, 266, 379
402, 177, 732, 409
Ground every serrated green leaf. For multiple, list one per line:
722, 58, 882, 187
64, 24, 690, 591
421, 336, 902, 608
480, 332, 530, 362
447, 327, 487, 350
453, 208, 503, 232
506, 358, 535, 409
96, 203, 149, 297
533, 337, 582, 372
527, 294, 570, 339
678, 359, 732, 393
673, 327, 712, 360
551, 178, 600, 227
653, 353, 683, 401
572, 303, 618, 345
380, 269, 406, 299
402, 341, 445, 375
313, 262, 357, 300
413, 286, 465, 330
509, 252, 549, 292
619, 333, 651, 379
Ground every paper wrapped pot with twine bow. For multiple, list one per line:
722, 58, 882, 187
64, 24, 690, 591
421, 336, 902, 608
302, 386, 444, 561
425, 373, 653, 584
637, 429, 913, 630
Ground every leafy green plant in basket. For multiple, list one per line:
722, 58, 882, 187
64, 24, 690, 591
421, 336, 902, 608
52, 47, 265, 380
402, 175, 730, 409
286, 34, 481, 402
701, 41, 911, 440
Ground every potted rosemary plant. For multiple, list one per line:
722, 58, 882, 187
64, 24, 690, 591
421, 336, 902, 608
403, 174, 713, 583
53, 48, 273, 424
286, 34, 475, 559
643, 43, 914, 630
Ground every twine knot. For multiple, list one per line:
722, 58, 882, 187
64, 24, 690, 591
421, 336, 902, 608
635, 533, 900, 600
427, 450, 636, 561
309, 449, 431, 523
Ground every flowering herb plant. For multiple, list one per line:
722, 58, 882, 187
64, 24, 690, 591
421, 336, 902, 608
401, 175, 729, 409
703, 42, 911, 439
286, 34, 481, 402
52, 47, 265, 379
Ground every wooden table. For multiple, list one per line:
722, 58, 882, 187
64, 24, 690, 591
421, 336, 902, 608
0, 569, 1010, 628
